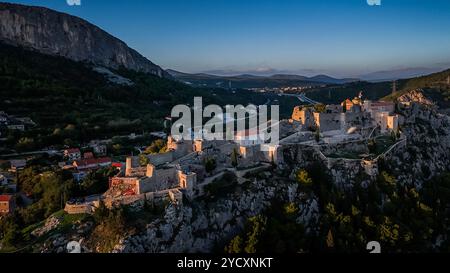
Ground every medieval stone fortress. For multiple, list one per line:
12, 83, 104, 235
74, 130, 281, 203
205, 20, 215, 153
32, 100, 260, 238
62, 92, 407, 215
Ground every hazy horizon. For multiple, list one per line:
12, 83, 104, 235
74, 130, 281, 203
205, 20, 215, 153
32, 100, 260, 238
3, 0, 450, 78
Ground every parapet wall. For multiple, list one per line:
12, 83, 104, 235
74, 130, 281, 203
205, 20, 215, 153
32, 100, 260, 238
65, 189, 175, 215
64, 203, 93, 214
147, 152, 174, 166
279, 136, 408, 191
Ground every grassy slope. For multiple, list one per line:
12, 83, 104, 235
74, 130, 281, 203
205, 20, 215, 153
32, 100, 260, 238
305, 69, 450, 108
383, 69, 450, 108
305, 81, 394, 104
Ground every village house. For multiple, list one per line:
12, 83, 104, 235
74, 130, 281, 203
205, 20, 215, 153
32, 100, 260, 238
0, 174, 8, 185
73, 157, 112, 171
72, 171, 88, 182
6, 122, 25, 131
341, 99, 355, 112
0, 111, 8, 125
64, 148, 81, 161
83, 152, 95, 159
112, 162, 124, 171
90, 143, 107, 156
0, 112, 34, 132
9, 159, 26, 172
0, 195, 15, 215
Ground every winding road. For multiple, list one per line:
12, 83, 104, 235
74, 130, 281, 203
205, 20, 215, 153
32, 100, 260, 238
279, 93, 321, 105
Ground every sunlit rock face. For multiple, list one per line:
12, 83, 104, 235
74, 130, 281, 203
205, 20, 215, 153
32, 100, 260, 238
0, 3, 170, 78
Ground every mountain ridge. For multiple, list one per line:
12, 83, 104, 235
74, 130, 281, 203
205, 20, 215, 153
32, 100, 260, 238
166, 69, 358, 87
0, 2, 170, 78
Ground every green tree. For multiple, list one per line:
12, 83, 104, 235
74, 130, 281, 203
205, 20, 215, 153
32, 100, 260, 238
315, 129, 321, 143
225, 235, 243, 253
139, 154, 150, 166
314, 104, 326, 113
378, 171, 397, 194
284, 203, 298, 216
93, 200, 109, 223
144, 139, 167, 154
244, 215, 267, 253
204, 158, 217, 174
231, 148, 239, 168
0, 220, 22, 247
295, 169, 313, 186
368, 139, 377, 154
80, 167, 117, 196
16, 137, 35, 151
326, 229, 335, 248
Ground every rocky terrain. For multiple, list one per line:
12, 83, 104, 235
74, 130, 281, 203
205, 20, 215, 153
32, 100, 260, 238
384, 103, 450, 188
31, 172, 297, 253
113, 176, 285, 253
28, 99, 449, 253
0, 3, 170, 77
397, 89, 435, 106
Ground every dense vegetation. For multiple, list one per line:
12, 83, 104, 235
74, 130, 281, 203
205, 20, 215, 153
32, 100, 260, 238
0, 43, 299, 154
225, 164, 450, 253
384, 69, 450, 108
0, 164, 118, 251
304, 68, 450, 108
305, 81, 395, 105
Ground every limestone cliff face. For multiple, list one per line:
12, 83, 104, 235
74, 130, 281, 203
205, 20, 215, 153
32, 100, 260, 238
0, 3, 170, 77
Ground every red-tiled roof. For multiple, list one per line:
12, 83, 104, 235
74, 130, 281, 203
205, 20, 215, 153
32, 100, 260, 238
341, 99, 354, 106
112, 162, 123, 168
74, 157, 112, 167
65, 148, 81, 154
83, 152, 94, 159
0, 195, 13, 202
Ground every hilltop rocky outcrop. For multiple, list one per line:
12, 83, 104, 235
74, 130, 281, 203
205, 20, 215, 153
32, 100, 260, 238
397, 89, 435, 106
384, 103, 450, 187
0, 3, 170, 77
31, 101, 449, 253
113, 176, 284, 253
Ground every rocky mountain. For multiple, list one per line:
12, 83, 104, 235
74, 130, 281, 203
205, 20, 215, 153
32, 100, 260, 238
0, 3, 170, 77
397, 89, 435, 106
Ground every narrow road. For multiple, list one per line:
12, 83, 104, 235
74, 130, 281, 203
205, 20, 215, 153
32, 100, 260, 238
279, 93, 321, 105
0, 150, 61, 158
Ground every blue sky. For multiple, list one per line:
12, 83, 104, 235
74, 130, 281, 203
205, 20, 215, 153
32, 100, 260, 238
4, 0, 450, 77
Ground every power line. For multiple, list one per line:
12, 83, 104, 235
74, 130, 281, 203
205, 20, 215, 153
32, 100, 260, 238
392, 80, 397, 94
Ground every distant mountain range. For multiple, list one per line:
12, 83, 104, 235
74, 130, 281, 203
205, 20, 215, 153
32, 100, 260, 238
166, 69, 358, 88
0, 2, 170, 78
358, 67, 446, 82
0, 2, 448, 111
